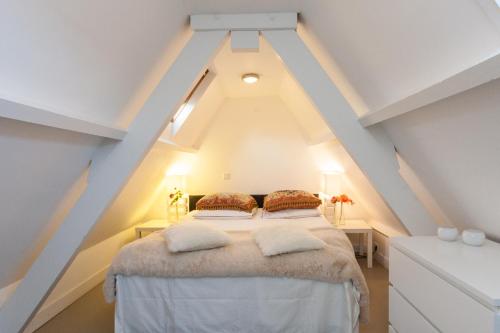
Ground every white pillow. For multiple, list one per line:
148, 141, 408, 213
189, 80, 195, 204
253, 225, 326, 256
193, 207, 257, 219
262, 207, 321, 219
163, 222, 231, 253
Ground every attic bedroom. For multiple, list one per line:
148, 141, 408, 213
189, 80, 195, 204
1, 2, 499, 333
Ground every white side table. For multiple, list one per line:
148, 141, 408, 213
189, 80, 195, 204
337, 219, 373, 268
135, 219, 172, 239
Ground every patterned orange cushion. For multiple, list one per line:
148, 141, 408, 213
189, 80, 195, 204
196, 193, 258, 213
264, 190, 321, 212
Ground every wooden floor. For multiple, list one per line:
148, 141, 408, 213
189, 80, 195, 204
359, 258, 389, 333
35, 258, 388, 333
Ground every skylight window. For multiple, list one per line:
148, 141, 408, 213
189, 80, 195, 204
171, 69, 210, 123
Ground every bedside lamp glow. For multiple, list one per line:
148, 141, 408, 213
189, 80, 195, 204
322, 172, 342, 197
166, 162, 191, 177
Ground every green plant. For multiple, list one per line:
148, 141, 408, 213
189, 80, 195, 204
169, 187, 184, 206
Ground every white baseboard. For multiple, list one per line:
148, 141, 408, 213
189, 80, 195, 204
0, 226, 134, 333
0, 265, 108, 333
24, 265, 109, 333
374, 251, 389, 269
351, 243, 389, 269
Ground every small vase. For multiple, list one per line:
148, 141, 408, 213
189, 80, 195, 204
167, 203, 180, 223
335, 203, 345, 225
339, 202, 345, 225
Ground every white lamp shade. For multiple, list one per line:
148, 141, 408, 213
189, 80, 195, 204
323, 173, 341, 196
166, 175, 186, 191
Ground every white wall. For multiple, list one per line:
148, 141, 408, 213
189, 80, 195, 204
0, 117, 196, 292
146, 95, 412, 235
147, 95, 404, 233
186, 96, 322, 194
0, 118, 100, 288
0, 122, 199, 329
383, 78, 500, 241
84, 141, 195, 246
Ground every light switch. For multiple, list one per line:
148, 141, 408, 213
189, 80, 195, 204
223, 173, 231, 180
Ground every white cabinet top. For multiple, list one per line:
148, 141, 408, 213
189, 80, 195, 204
337, 219, 372, 232
391, 236, 500, 308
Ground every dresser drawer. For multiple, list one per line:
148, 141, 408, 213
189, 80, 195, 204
390, 246, 496, 332
389, 286, 437, 333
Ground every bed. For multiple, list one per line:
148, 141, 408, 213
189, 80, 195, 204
107, 195, 368, 333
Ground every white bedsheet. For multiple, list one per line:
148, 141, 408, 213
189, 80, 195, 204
115, 212, 358, 332
182, 209, 333, 231
115, 275, 360, 333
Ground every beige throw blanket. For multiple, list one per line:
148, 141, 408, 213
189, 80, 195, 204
104, 228, 369, 323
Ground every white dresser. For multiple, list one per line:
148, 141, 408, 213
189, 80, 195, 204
389, 236, 500, 333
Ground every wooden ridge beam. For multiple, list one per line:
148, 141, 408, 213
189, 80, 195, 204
264, 29, 436, 236
0, 30, 228, 333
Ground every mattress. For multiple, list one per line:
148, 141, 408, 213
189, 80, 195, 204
115, 275, 360, 333
114, 213, 360, 332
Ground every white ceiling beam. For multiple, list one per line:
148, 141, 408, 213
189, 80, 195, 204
190, 12, 297, 31
0, 98, 126, 140
0, 30, 227, 333
264, 29, 436, 236
359, 52, 500, 127
231, 30, 260, 52
157, 138, 198, 154
0, 97, 212, 151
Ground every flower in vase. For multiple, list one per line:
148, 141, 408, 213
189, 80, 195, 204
169, 187, 184, 206
330, 194, 354, 225
339, 194, 354, 204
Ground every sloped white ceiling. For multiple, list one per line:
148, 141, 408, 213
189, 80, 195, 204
165, 78, 226, 148
279, 75, 335, 144
2, 1, 498, 125
0, 0, 191, 128
166, 36, 334, 147
298, 0, 500, 112
212, 37, 285, 98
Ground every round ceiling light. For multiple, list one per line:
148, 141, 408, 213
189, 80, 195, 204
242, 73, 259, 84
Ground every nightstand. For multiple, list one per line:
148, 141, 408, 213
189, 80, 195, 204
337, 219, 373, 268
135, 219, 172, 239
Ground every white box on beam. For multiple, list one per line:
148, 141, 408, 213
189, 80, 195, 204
231, 31, 259, 52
